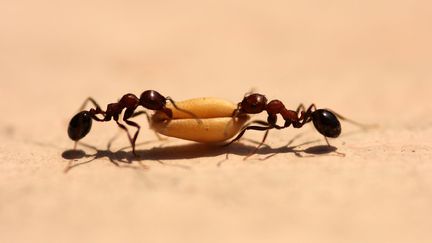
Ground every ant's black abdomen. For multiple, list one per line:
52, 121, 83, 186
68, 111, 93, 141
311, 109, 341, 138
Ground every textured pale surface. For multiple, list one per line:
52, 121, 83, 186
1, 1, 432, 243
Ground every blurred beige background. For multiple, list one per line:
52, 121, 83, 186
1, 0, 431, 242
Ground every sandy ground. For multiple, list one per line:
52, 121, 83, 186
1, 0, 432, 242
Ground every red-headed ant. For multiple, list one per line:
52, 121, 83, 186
67, 90, 198, 155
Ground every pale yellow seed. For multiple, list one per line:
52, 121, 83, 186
150, 97, 249, 143
153, 97, 239, 120
151, 117, 249, 143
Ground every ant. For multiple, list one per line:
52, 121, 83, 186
67, 90, 198, 155
228, 93, 366, 155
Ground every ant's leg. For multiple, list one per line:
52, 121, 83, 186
115, 121, 131, 140
247, 120, 271, 126
324, 136, 331, 146
227, 120, 275, 137
243, 120, 279, 129
296, 103, 306, 113
165, 97, 202, 124
88, 108, 107, 122
124, 119, 141, 155
115, 120, 136, 155
122, 109, 142, 155
79, 97, 108, 121
295, 103, 307, 120
235, 120, 282, 159
131, 110, 166, 141
79, 97, 103, 112
224, 123, 273, 159
243, 129, 270, 160
300, 104, 317, 124
224, 124, 272, 146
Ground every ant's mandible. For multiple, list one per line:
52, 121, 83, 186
67, 90, 197, 155
228, 93, 362, 150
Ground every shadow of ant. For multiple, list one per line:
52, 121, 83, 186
62, 139, 205, 173
62, 142, 150, 173
62, 132, 345, 172
216, 133, 345, 166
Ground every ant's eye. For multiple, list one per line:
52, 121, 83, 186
140, 90, 166, 110
311, 109, 341, 138
241, 94, 267, 114
68, 111, 92, 141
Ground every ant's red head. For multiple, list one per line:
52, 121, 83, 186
139, 90, 167, 110
240, 93, 268, 114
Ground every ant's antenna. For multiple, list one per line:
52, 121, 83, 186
166, 97, 203, 124
329, 109, 378, 130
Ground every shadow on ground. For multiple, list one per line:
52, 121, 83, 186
61, 136, 344, 173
